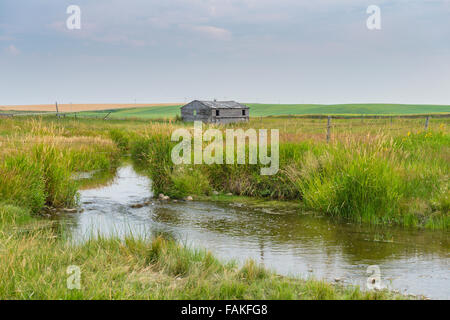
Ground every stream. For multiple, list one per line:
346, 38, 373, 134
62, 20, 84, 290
60, 165, 450, 299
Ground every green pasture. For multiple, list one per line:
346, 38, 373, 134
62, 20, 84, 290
75, 103, 450, 119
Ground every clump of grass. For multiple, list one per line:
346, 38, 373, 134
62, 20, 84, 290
33, 144, 79, 208
0, 204, 32, 226
205, 161, 298, 199
0, 155, 46, 213
168, 167, 211, 198
289, 146, 401, 224
146, 235, 222, 277
238, 260, 270, 282
109, 128, 130, 151
131, 134, 173, 194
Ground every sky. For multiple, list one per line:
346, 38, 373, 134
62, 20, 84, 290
1, 0, 449, 105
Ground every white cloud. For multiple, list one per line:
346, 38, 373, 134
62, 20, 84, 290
190, 25, 232, 40
5, 44, 20, 56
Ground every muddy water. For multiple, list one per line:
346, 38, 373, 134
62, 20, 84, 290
61, 165, 450, 299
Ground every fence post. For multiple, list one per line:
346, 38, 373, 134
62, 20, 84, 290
424, 116, 430, 131
55, 101, 59, 118
327, 116, 332, 143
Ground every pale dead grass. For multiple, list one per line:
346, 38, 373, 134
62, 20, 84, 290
0, 135, 116, 161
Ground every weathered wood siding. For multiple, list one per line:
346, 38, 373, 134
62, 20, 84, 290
212, 109, 249, 124
181, 101, 213, 122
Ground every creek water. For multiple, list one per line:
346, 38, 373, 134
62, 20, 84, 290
61, 165, 449, 299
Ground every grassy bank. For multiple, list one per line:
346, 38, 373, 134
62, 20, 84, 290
0, 121, 120, 214
0, 117, 411, 299
0, 209, 406, 299
129, 121, 449, 229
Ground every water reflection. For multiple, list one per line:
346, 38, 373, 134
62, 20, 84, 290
60, 166, 450, 299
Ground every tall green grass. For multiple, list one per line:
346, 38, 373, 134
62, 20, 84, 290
0, 122, 121, 213
0, 155, 47, 213
287, 146, 401, 224
131, 128, 448, 229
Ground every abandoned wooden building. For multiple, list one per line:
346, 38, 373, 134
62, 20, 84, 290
181, 100, 249, 124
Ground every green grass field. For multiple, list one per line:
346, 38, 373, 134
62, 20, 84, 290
75, 103, 450, 119
78, 105, 183, 119
247, 103, 450, 116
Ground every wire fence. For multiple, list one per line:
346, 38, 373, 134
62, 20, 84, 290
1, 111, 448, 143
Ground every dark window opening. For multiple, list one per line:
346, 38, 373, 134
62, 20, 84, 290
216, 110, 220, 116
242, 110, 246, 116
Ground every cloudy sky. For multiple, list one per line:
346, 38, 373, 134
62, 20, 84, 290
1, 0, 449, 105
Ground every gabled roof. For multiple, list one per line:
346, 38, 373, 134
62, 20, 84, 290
183, 100, 249, 109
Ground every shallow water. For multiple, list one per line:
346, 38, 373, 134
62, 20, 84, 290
61, 165, 450, 299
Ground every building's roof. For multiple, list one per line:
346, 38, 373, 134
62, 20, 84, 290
183, 100, 249, 109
